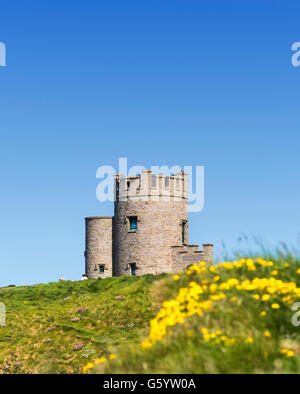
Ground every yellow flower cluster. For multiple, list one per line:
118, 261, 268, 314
280, 349, 295, 358
143, 286, 214, 346
141, 259, 300, 349
82, 354, 116, 374
187, 258, 275, 276
201, 328, 235, 346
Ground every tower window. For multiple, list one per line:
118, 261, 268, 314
130, 263, 137, 276
99, 265, 105, 273
164, 176, 170, 188
182, 221, 187, 244
127, 181, 130, 189
128, 216, 138, 231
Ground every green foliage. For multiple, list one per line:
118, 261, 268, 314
0, 275, 161, 374
92, 253, 300, 374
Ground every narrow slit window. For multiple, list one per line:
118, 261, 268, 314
165, 176, 170, 188
129, 216, 138, 231
182, 221, 186, 244
130, 263, 137, 276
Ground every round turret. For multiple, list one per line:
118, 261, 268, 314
85, 216, 113, 278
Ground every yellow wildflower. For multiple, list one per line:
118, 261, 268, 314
82, 362, 94, 374
141, 339, 153, 349
260, 311, 267, 317
271, 303, 280, 309
94, 357, 107, 365
286, 350, 295, 358
173, 274, 180, 281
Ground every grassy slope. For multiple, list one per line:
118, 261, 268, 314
91, 253, 300, 374
2, 251, 300, 374
0, 275, 162, 374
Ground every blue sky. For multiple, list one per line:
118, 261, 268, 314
0, 0, 300, 286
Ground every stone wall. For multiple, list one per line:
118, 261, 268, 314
85, 217, 113, 278
113, 199, 188, 276
171, 243, 214, 272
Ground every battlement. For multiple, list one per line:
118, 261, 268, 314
114, 169, 188, 202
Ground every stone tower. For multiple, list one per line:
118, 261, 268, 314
113, 169, 188, 276
84, 169, 213, 278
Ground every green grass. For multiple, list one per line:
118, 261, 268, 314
0, 275, 163, 374
90, 252, 300, 374
2, 249, 300, 374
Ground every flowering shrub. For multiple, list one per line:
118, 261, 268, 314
141, 258, 300, 350
87, 257, 300, 374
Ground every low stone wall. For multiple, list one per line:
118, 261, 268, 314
171, 244, 214, 272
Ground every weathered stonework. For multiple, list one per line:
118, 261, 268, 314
84, 170, 213, 278
85, 217, 113, 278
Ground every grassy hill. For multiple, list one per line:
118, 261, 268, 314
2, 251, 300, 374
87, 253, 300, 374
0, 275, 162, 374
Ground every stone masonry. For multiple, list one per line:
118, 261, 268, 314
84, 169, 213, 278
85, 217, 113, 278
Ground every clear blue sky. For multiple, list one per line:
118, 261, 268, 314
0, 0, 300, 287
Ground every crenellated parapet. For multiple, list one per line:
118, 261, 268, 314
114, 169, 188, 202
